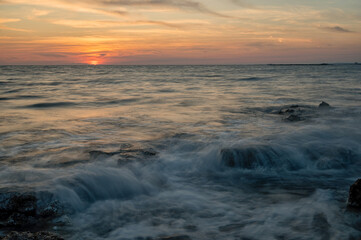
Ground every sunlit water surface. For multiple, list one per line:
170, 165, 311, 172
0, 65, 361, 239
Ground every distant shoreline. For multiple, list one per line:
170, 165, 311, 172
0, 62, 360, 66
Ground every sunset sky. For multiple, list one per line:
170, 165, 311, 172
0, 0, 360, 65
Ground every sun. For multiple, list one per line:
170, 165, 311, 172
89, 60, 99, 65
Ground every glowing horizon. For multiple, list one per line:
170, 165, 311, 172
0, 0, 360, 65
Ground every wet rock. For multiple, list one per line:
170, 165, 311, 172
278, 105, 303, 115
0, 193, 36, 217
1, 231, 63, 240
89, 146, 158, 165
286, 114, 303, 122
117, 148, 158, 165
318, 101, 330, 108
348, 179, 361, 208
0, 192, 63, 229
38, 201, 62, 218
6, 213, 36, 227
156, 235, 191, 240
8, 194, 37, 215
278, 105, 310, 122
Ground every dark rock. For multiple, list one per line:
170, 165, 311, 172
0, 193, 38, 228
9, 194, 37, 215
6, 213, 36, 227
278, 105, 302, 115
90, 146, 158, 165
39, 201, 62, 218
348, 179, 361, 208
0, 192, 63, 229
277, 104, 322, 122
140, 149, 157, 156
286, 114, 303, 122
0, 193, 37, 218
117, 148, 158, 165
318, 101, 330, 108
1, 231, 64, 240
156, 235, 191, 240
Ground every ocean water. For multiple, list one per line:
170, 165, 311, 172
0, 64, 360, 240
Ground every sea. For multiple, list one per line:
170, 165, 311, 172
0, 64, 360, 240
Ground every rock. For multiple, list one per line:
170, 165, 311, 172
286, 114, 303, 122
277, 105, 309, 122
0, 193, 36, 217
38, 201, 62, 218
1, 231, 64, 240
8, 194, 37, 215
6, 213, 36, 227
348, 179, 361, 208
90, 146, 158, 165
117, 148, 158, 165
0, 192, 63, 229
318, 101, 330, 108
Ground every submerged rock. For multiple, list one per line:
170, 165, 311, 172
278, 105, 310, 122
318, 101, 330, 108
348, 179, 361, 208
1, 231, 63, 240
286, 114, 303, 122
278, 102, 332, 122
89, 145, 158, 165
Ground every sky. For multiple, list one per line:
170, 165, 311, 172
0, 0, 360, 65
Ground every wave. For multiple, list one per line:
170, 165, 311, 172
218, 143, 358, 171
50, 164, 166, 211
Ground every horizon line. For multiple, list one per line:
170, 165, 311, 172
0, 62, 360, 66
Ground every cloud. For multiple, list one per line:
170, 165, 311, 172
49, 19, 183, 29
32, 9, 51, 17
321, 26, 353, 33
0, 18, 20, 24
0, 26, 32, 32
0, 18, 33, 32
73, 0, 234, 18
229, 0, 255, 8
2, 0, 233, 18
